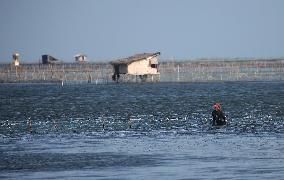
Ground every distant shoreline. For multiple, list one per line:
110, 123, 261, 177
0, 59, 283, 83
1, 57, 284, 64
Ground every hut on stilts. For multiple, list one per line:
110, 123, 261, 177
12, 52, 20, 67
110, 52, 160, 83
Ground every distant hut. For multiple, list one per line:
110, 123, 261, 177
110, 52, 160, 82
12, 52, 20, 66
42, 55, 61, 64
74, 54, 88, 63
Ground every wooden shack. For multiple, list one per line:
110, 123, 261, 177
110, 52, 160, 82
12, 52, 20, 66
74, 54, 88, 63
42, 55, 61, 64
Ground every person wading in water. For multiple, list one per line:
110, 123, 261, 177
212, 103, 227, 126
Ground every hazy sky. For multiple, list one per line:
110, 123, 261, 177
0, 0, 283, 62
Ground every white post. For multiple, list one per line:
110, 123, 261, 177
177, 64, 180, 82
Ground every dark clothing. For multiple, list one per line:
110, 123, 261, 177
212, 110, 226, 126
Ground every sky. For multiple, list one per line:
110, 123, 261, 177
0, 0, 284, 62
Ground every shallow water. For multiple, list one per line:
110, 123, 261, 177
0, 82, 283, 179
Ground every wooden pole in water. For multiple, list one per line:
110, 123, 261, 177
128, 113, 132, 129
27, 117, 32, 133
53, 119, 58, 130
102, 114, 106, 131
177, 64, 180, 82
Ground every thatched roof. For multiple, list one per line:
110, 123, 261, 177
111, 52, 160, 65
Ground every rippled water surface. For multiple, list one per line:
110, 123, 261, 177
0, 82, 283, 179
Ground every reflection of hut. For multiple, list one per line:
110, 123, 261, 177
74, 54, 88, 63
110, 52, 160, 82
42, 55, 60, 64
12, 52, 20, 66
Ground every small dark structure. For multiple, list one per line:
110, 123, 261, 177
42, 55, 61, 64
110, 52, 160, 82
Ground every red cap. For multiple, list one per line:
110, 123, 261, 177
213, 103, 221, 110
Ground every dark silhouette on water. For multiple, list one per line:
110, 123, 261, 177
212, 103, 227, 126
27, 117, 32, 133
128, 113, 132, 129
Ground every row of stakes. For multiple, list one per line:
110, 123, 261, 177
25, 113, 182, 133
27, 114, 137, 133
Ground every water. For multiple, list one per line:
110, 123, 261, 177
0, 82, 283, 179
